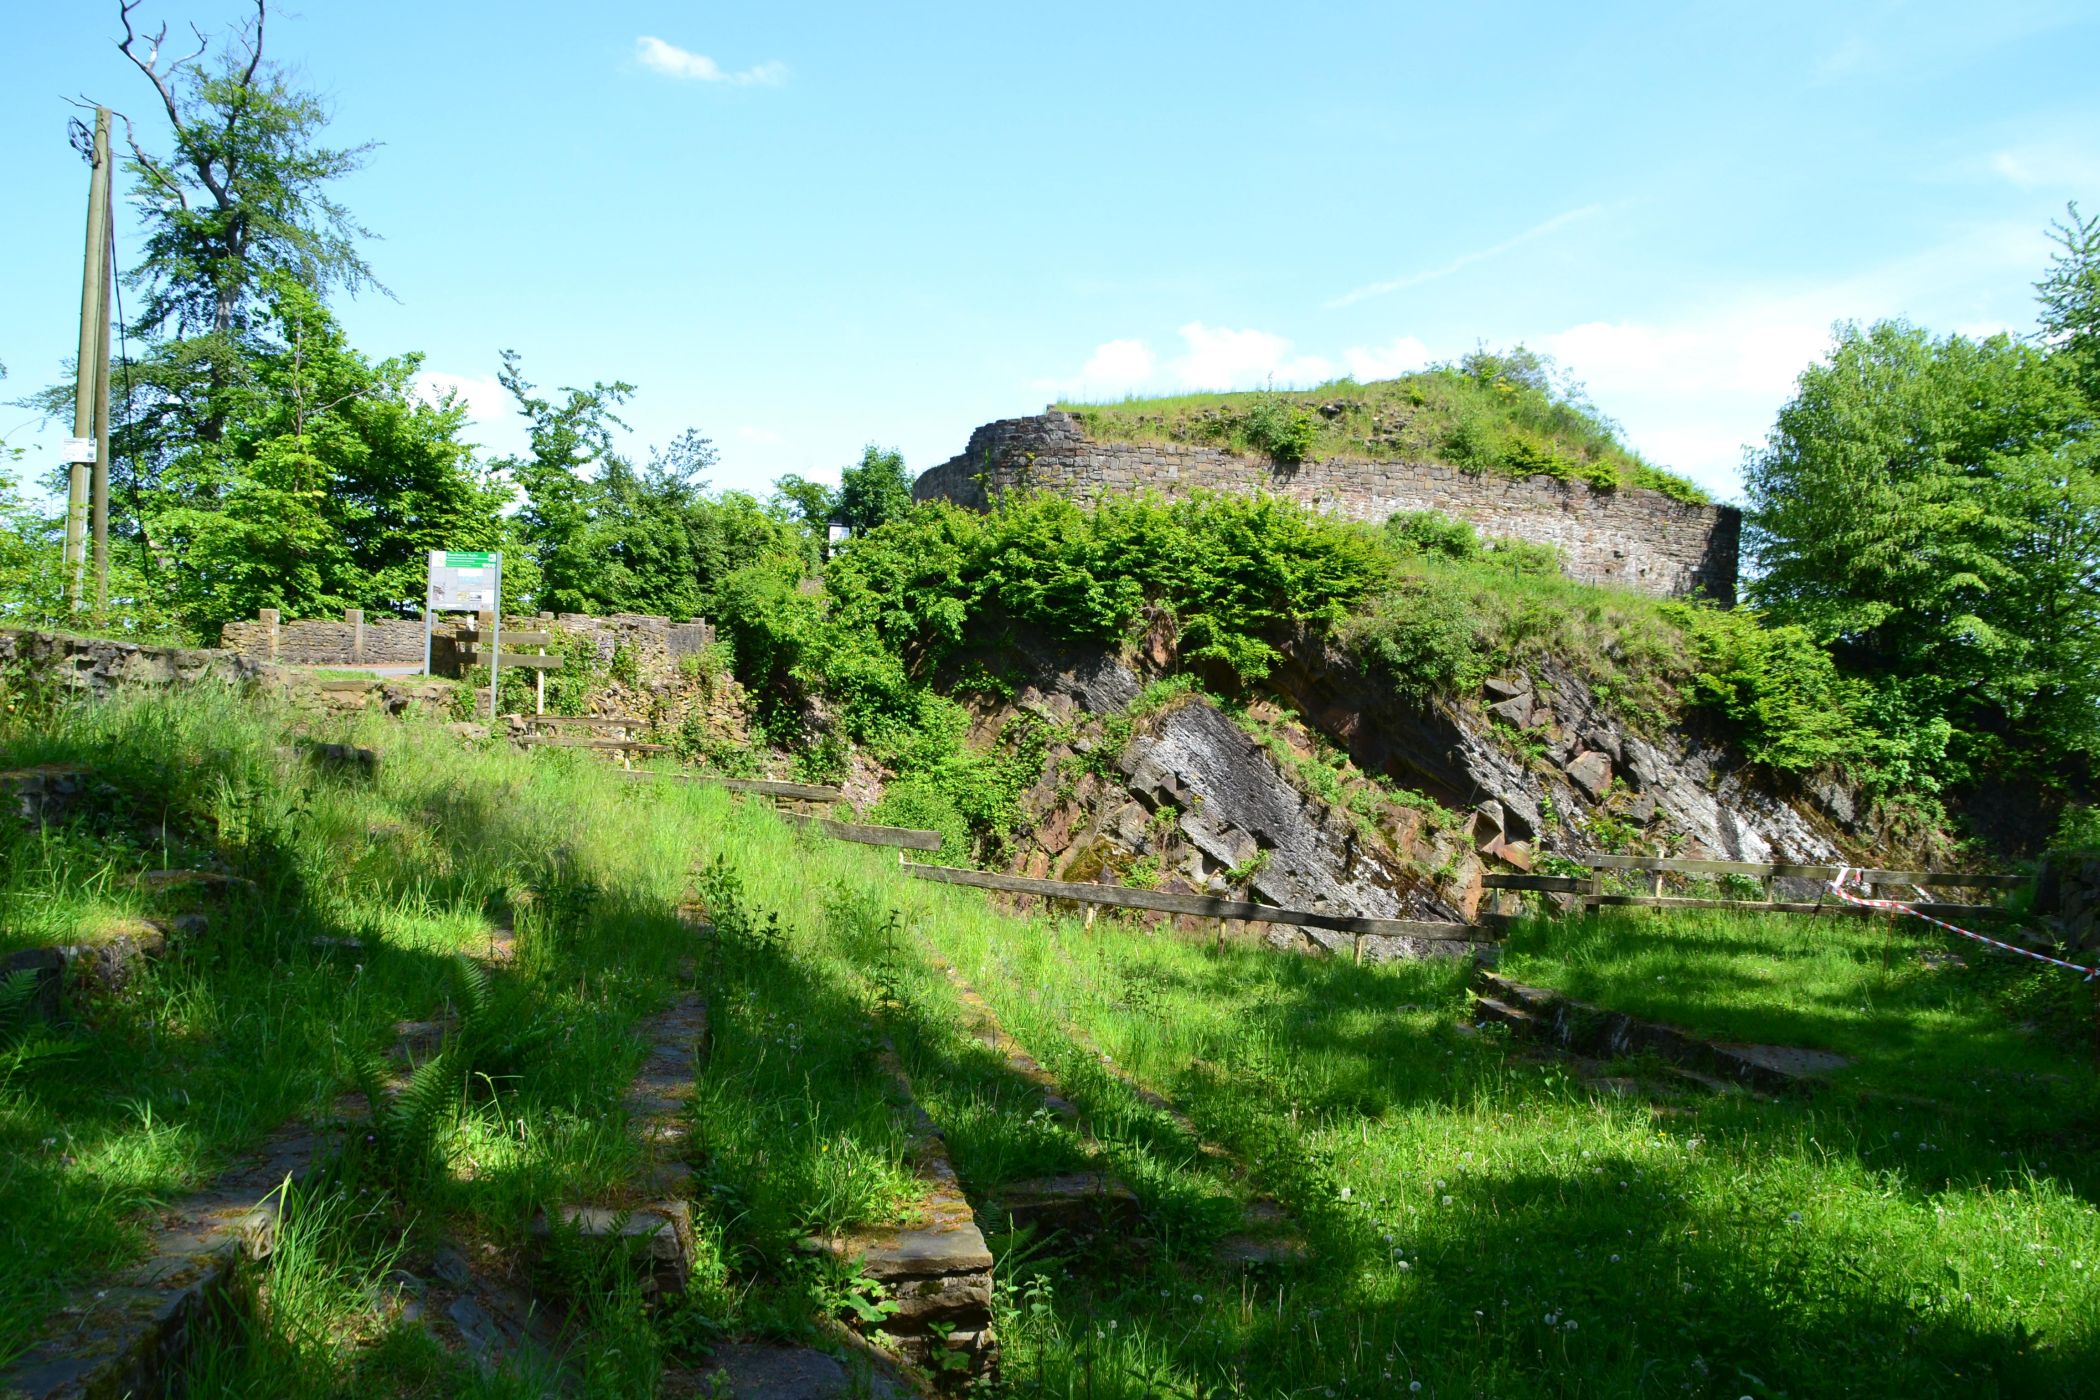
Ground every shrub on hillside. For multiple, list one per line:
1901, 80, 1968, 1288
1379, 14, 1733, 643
1237, 395, 1319, 465
1344, 575, 1487, 700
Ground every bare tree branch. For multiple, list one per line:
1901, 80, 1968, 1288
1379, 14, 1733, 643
116, 0, 226, 209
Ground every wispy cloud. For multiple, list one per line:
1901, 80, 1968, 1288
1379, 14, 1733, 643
1032, 338, 1159, 397
412, 370, 528, 459
1988, 142, 2100, 190
1326, 205, 1603, 308
1169, 323, 1332, 389
635, 35, 787, 86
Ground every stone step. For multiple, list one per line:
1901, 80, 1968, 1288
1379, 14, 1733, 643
1470, 969, 1847, 1092
0, 1115, 347, 1399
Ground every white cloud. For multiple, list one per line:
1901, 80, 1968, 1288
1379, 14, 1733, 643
1327, 205, 1603, 308
1988, 143, 2100, 190
1169, 322, 1332, 390
413, 370, 510, 424
635, 36, 787, 86
413, 370, 528, 459
1033, 337, 1159, 398
1342, 335, 1433, 381
1533, 222, 2048, 498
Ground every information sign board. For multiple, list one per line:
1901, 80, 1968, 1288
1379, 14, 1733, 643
427, 550, 498, 610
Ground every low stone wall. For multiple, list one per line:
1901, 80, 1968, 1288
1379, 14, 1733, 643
221, 610, 426, 667
914, 411, 1739, 603
0, 629, 262, 695
219, 609, 716, 679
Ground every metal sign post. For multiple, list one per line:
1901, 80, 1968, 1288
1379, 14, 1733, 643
426, 550, 503, 716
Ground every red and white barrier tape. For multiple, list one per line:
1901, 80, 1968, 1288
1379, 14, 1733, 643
1827, 866, 2098, 980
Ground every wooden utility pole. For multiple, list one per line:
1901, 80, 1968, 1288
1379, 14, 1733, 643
66, 107, 113, 613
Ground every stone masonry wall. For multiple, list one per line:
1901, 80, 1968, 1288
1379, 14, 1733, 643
220, 609, 716, 679
914, 411, 1739, 603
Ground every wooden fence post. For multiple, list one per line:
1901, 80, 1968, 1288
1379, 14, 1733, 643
259, 608, 279, 662
345, 608, 364, 665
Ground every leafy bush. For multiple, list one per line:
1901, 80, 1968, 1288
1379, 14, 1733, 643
1237, 395, 1319, 465
2053, 803, 2100, 851
1385, 511, 1480, 561
1677, 607, 1880, 776
1344, 575, 1487, 699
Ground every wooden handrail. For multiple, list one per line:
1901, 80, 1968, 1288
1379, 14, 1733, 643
625, 771, 845, 802
904, 861, 1483, 941
1572, 854, 2026, 888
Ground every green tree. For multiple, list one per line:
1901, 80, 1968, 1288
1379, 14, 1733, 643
1746, 319, 2097, 771
141, 279, 508, 631
499, 355, 813, 617
110, 0, 379, 338
492, 350, 635, 613
834, 445, 913, 535
2037, 203, 2100, 408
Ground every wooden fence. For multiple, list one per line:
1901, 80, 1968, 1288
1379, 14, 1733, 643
624, 771, 845, 803
903, 861, 1480, 943
776, 812, 943, 851
1483, 855, 2026, 922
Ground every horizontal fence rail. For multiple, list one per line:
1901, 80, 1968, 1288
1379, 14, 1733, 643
522, 736, 669, 752
1572, 855, 2028, 889
777, 811, 944, 851
904, 861, 1483, 942
624, 771, 846, 803
1484, 856, 2027, 924
1582, 894, 2007, 918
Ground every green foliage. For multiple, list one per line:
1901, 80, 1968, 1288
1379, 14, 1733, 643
497, 354, 814, 619
2037, 202, 2100, 406
833, 445, 913, 535
2052, 802, 2100, 852
99, 280, 508, 634
1747, 314, 2100, 776
1237, 394, 1319, 465
1059, 351, 1706, 501
114, 8, 380, 337
1385, 510, 1480, 561
1344, 574, 1487, 699
831, 490, 1387, 685
1675, 607, 1882, 775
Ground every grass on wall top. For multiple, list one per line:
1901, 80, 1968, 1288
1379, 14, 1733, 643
1056, 368, 1711, 504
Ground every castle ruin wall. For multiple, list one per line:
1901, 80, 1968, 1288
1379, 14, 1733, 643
913, 411, 1739, 603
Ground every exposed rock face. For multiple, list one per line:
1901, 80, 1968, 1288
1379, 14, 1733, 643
1120, 699, 1463, 922
1269, 641, 1845, 871
966, 643, 1477, 929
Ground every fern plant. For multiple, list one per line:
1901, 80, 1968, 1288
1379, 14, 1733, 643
0, 968, 77, 1095
353, 1049, 462, 1187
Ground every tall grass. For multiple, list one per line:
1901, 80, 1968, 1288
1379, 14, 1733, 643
6, 683, 2096, 1396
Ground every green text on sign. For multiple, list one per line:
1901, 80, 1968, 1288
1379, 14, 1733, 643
443, 551, 496, 568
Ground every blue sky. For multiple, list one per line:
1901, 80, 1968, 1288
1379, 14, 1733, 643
5, 1, 2098, 506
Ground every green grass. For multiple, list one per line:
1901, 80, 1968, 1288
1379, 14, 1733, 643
1056, 371, 1710, 503
5, 683, 2097, 1397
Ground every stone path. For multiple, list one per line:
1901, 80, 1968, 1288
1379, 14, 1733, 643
920, 950, 1142, 1238
0, 1115, 346, 1399
1470, 969, 1850, 1092
808, 1045, 996, 1387
930, 947, 1305, 1269
532, 990, 710, 1303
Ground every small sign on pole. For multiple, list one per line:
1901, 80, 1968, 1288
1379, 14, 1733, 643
425, 549, 504, 718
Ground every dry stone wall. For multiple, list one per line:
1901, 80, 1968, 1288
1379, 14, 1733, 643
915, 411, 1739, 603
220, 609, 716, 679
